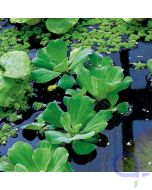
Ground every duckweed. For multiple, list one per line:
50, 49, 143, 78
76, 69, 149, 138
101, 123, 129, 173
0, 124, 18, 145
61, 18, 152, 53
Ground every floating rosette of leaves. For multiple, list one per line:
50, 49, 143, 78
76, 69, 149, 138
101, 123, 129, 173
32, 39, 92, 89
75, 61, 132, 105
10, 18, 41, 25
46, 18, 79, 34
0, 51, 31, 108
0, 141, 72, 172
43, 95, 112, 155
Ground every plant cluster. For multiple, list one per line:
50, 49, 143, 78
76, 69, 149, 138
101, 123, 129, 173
0, 37, 133, 171
0, 51, 33, 121
0, 21, 51, 56
3, 18, 150, 172
61, 18, 152, 53
132, 59, 152, 72
10, 18, 79, 34
0, 141, 72, 172
0, 124, 18, 145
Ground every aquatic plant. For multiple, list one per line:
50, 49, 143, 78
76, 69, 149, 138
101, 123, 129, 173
61, 18, 152, 53
75, 63, 132, 105
46, 18, 79, 34
10, 18, 41, 25
0, 51, 33, 120
32, 39, 92, 89
0, 124, 18, 145
0, 24, 51, 56
0, 51, 31, 108
10, 18, 79, 34
43, 95, 112, 155
0, 141, 72, 172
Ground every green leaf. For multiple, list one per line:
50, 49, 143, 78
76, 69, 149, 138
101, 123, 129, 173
10, 18, 41, 25
0, 161, 14, 172
45, 130, 70, 144
116, 102, 129, 114
60, 112, 72, 132
58, 74, 75, 89
32, 47, 53, 69
76, 65, 132, 100
67, 95, 94, 128
8, 141, 38, 172
0, 51, 31, 79
47, 147, 69, 172
107, 93, 119, 106
147, 59, 152, 73
69, 131, 95, 141
69, 48, 92, 70
32, 39, 68, 78
15, 164, 29, 172
72, 140, 96, 155
47, 40, 68, 67
89, 53, 113, 67
81, 110, 110, 134
32, 68, 60, 83
43, 101, 63, 127
22, 123, 45, 131
53, 59, 68, 73
63, 162, 74, 172
37, 140, 58, 155
46, 18, 79, 34
32, 148, 51, 171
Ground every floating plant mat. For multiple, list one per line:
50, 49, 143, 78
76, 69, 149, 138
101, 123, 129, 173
1, 19, 152, 172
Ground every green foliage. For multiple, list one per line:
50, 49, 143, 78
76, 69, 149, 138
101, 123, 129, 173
0, 141, 72, 172
32, 39, 92, 88
32, 102, 45, 111
0, 24, 51, 57
10, 18, 41, 25
0, 124, 18, 145
0, 51, 31, 79
76, 65, 132, 103
9, 18, 78, 34
0, 51, 31, 108
61, 18, 152, 53
123, 18, 146, 23
147, 59, 152, 73
43, 95, 112, 155
133, 62, 146, 71
46, 18, 79, 34
0, 51, 34, 120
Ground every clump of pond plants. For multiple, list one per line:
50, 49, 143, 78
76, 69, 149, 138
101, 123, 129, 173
0, 141, 72, 172
0, 124, 18, 145
61, 18, 152, 53
0, 50, 33, 121
10, 18, 79, 34
0, 18, 137, 172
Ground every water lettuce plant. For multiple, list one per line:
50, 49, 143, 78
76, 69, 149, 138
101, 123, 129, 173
75, 65, 132, 105
0, 141, 72, 172
32, 39, 92, 89
0, 51, 31, 108
43, 95, 112, 155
